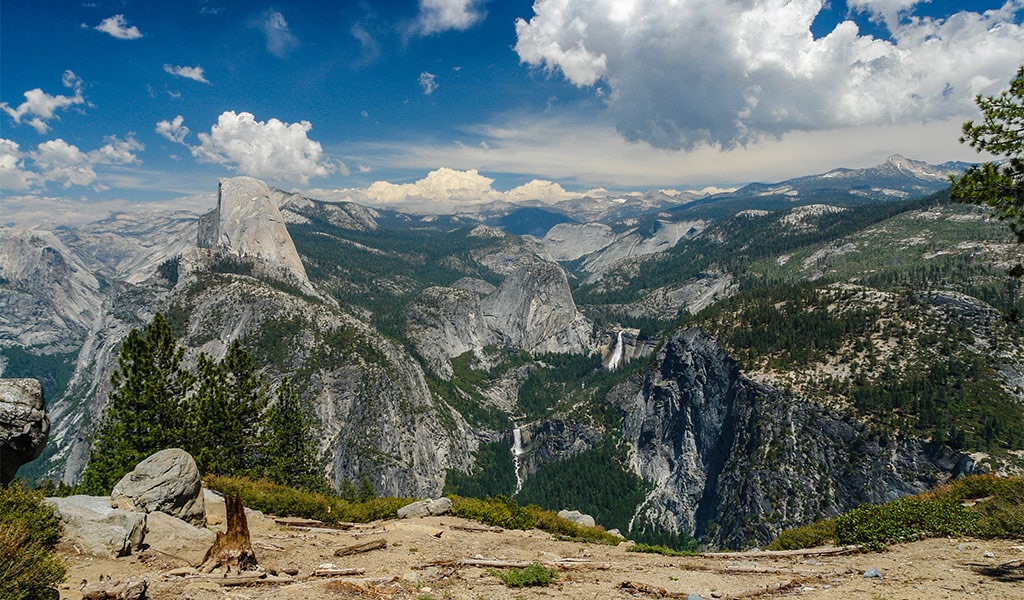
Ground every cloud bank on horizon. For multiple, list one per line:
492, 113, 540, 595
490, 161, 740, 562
1, 0, 1023, 212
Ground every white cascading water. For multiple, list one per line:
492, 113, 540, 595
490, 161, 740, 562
608, 330, 624, 370
511, 426, 525, 494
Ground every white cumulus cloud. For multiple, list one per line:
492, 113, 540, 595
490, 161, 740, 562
163, 64, 210, 83
27, 135, 144, 189
258, 9, 298, 57
0, 139, 35, 191
191, 111, 340, 184
505, 179, 582, 203
514, 0, 1024, 150
94, 14, 143, 39
367, 167, 498, 204
361, 167, 586, 208
1, 70, 86, 134
413, 0, 486, 35
156, 115, 190, 143
419, 71, 438, 94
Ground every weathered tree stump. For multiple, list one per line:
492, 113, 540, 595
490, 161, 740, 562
200, 492, 257, 573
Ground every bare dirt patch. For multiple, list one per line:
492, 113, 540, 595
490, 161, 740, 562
56, 501, 1024, 600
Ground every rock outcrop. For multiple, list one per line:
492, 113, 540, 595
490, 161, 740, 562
0, 378, 50, 485
45, 495, 147, 557
197, 177, 313, 293
110, 448, 205, 526
481, 261, 592, 355
620, 328, 974, 549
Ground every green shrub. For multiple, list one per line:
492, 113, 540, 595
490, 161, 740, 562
204, 474, 413, 523
626, 543, 698, 557
487, 563, 558, 587
448, 495, 622, 545
449, 495, 536, 530
765, 519, 836, 551
0, 483, 66, 600
833, 497, 978, 551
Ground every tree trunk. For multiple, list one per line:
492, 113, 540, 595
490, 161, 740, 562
200, 492, 257, 573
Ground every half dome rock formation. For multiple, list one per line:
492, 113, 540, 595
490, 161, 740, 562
0, 378, 50, 485
197, 176, 313, 293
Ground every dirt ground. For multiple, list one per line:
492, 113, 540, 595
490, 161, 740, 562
56, 494, 1024, 600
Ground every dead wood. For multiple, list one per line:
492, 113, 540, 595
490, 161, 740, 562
619, 580, 691, 598
81, 577, 148, 600
334, 538, 387, 557
699, 545, 861, 560
312, 566, 367, 577
448, 523, 504, 533
199, 492, 258, 574
727, 577, 810, 599
415, 557, 610, 570
351, 527, 389, 538
275, 517, 354, 530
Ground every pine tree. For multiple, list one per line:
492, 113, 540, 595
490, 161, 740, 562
80, 313, 193, 494
189, 342, 268, 477
259, 378, 328, 492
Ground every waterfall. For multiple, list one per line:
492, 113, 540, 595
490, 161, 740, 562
608, 330, 624, 370
511, 427, 525, 494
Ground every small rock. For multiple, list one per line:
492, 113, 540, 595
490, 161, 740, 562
984, 551, 995, 558
685, 594, 704, 600
557, 509, 596, 528
396, 497, 452, 519
863, 567, 883, 579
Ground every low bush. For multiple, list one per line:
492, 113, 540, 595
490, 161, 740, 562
768, 474, 1024, 552
765, 519, 835, 551
834, 497, 977, 551
0, 483, 66, 600
204, 474, 413, 523
487, 562, 558, 587
448, 495, 622, 545
626, 543, 698, 557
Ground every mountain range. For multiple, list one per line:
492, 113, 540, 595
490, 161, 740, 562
2, 154, 1021, 550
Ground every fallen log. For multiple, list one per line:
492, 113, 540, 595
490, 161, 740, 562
275, 517, 354, 530
699, 545, 861, 560
334, 538, 387, 557
619, 581, 691, 599
415, 557, 611, 571
449, 523, 504, 533
81, 578, 148, 600
728, 577, 809, 599
351, 527, 389, 538
312, 566, 367, 577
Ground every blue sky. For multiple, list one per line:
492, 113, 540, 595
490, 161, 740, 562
2, 0, 1023, 222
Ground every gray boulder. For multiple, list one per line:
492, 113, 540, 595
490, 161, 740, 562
0, 378, 50, 485
143, 511, 216, 566
110, 448, 205, 526
557, 509, 596, 528
44, 495, 146, 557
397, 497, 453, 519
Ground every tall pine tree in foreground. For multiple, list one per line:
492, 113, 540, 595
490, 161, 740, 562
189, 341, 268, 478
80, 313, 193, 495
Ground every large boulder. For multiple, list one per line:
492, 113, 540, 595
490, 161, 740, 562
0, 378, 50, 486
44, 495, 146, 557
110, 448, 205, 526
143, 511, 217, 566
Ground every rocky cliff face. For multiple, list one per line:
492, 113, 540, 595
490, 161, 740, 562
0, 378, 50, 485
198, 177, 313, 293
619, 329, 974, 549
0, 229, 103, 353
